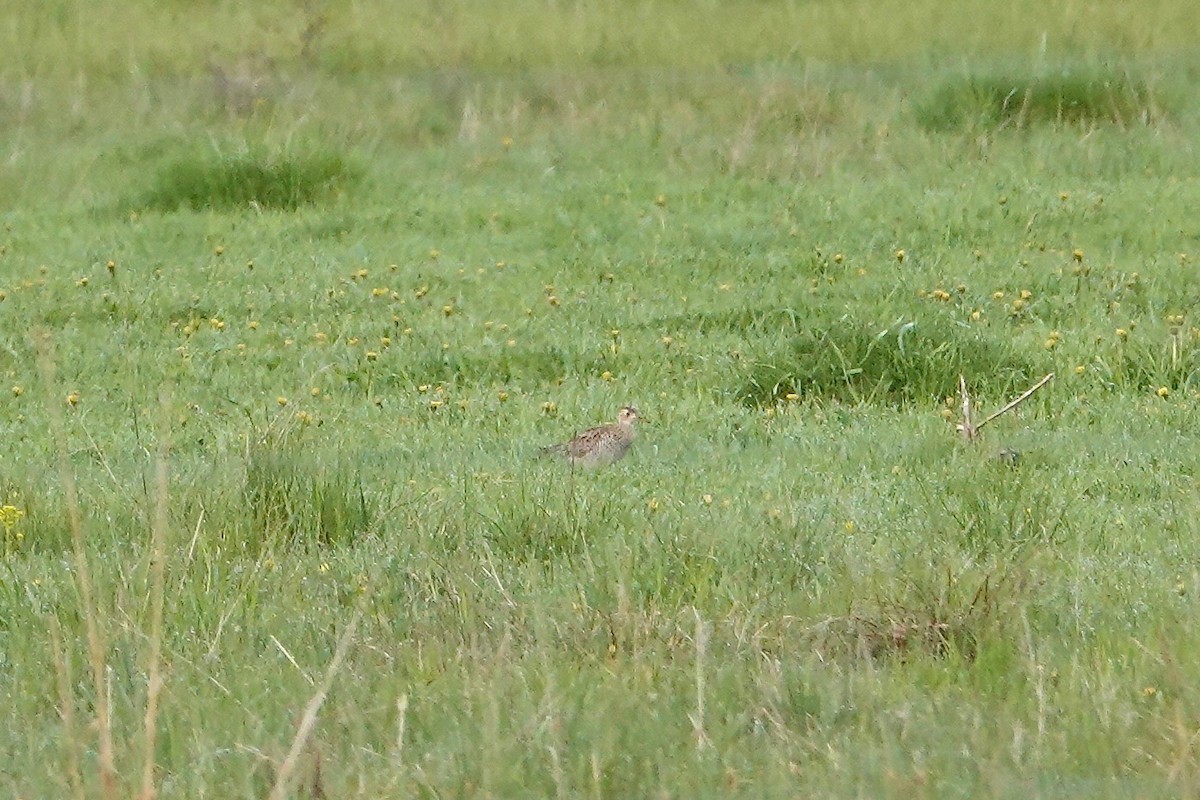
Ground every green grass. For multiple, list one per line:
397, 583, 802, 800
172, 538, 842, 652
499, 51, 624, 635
3, 1, 1200, 797
136, 145, 360, 212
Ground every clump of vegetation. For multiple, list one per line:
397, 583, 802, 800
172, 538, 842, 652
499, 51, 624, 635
137, 145, 360, 211
813, 566, 1022, 663
739, 317, 1038, 407
244, 429, 374, 550
917, 67, 1163, 130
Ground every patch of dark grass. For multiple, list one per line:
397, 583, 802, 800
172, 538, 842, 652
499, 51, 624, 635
738, 317, 1039, 408
243, 432, 374, 551
917, 67, 1163, 131
136, 145, 360, 212
813, 565, 1023, 663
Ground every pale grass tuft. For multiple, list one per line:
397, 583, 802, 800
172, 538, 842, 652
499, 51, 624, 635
36, 331, 118, 800
267, 608, 362, 800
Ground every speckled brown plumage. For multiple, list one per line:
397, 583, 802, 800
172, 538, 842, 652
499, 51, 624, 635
541, 406, 640, 468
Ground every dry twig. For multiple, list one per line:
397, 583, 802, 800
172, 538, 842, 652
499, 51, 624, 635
957, 372, 1054, 441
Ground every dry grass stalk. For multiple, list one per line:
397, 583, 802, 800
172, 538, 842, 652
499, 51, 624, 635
36, 332, 118, 800
266, 609, 362, 800
139, 392, 173, 800
957, 372, 1054, 440
49, 615, 85, 800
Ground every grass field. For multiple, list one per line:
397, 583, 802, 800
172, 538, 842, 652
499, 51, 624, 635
3, 1, 1200, 797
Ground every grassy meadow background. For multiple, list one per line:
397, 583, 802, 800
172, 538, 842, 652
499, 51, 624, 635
3, 0, 1200, 796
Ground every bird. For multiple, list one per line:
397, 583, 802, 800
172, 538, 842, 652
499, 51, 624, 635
540, 406, 641, 468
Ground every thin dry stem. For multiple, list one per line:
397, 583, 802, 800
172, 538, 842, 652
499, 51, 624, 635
689, 609, 711, 752
36, 332, 118, 800
395, 694, 409, 761
267, 609, 362, 800
958, 374, 976, 440
49, 615, 85, 800
139, 393, 172, 800
977, 372, 1055, 432
957, 372, 1055, 441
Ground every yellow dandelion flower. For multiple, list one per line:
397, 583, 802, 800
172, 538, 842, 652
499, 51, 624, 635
276, 396, 288, 407
76, 277, 88, 287
442, 305, 454, 316
547, 295, 560, 306
992, 291, 1005, 300
380, 336, 391, 348
66, 391, 80, 406
1074, 365, 1086, 375
429, 249, 440, 259
318, 562, 330, 573
495, 261, 506, 270
365, 351, 378, 361
702, 494, 713, 506
213, 245, 224, 256
429, 399, 444, 410
248, 320, 259, 330
1116, 328, 1128, 339
372, 287, 388, 297
11, 386, 23, 397
106, 260, 116, 275
931, 289, 951, 302
833, 253, 844, 264
498, 391, 509, 402
661, 335, 673, 347
353, 268, 368, 280
1072, 248, 1084, 262
894, 249, 906, 262
0, 505, 25, 527
647, 497, 660, 511
1020, 289, 1033, 300
210, 318, 225, 331
541, 401, 557, 415
310, 387, 321, 397
1156, 386, 1170, 398
785, 392, 800, 402
601, 371, 613, 381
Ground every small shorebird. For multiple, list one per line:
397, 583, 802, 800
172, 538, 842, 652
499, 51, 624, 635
541, 406, 640, 468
